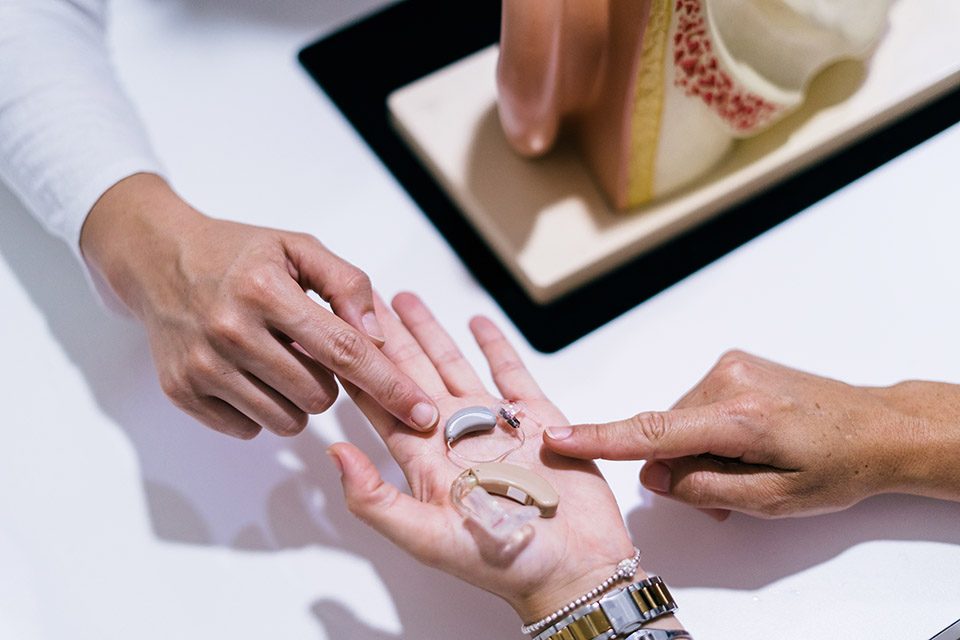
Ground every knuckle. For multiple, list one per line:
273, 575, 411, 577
679, 475, 713, 508
302, 387, 337, 414
295, 231, 323, 249
208, 312, 247, 350
346, 477, 393, 517
433, 349, 463, 367
273, 411, 309, 437
159, 369, 193, 407
342, 267, 372, 295
759, 494, 794, 518
380, 378, 411, 407
729, 390, 791, 428
718, 349, 750, 365
714, 350, 754, 384
391, 343, 422, 365
760, 475, 808, 517
730, 391, 768, 418
628, 411, 669, 444
185, 347, 222, 382
494, 359, 526, 377
327, 329, 369, 371
238, 266, 283, 306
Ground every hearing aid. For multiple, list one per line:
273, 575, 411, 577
450, 462, 559, 545
444, 402, 531, 466
444, 406, 498, 442
452, 462, 559, 519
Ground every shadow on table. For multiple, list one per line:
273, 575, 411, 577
5, 177, 960, 637
0, 181, 516, 638
627, 490, 960, 590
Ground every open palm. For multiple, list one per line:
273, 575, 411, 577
329, 293, 636, 621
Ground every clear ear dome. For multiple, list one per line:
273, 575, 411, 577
450, 476, 538, 548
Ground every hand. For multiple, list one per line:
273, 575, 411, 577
328, 293, 681, 627
80, 174, 439, 439
544, 350, 960, 518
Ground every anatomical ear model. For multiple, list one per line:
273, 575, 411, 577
497, 0, 893, 210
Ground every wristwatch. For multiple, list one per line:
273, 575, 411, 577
533, 576, 679, 640
625, 630, 693, 640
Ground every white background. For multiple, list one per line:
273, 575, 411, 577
1, 1, 959, 638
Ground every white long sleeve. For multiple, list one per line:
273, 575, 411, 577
0, 0, 163, 267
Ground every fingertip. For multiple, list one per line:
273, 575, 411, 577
541, 427, 594, 460
640, 461, 672, 494
697, 508, 731, 522
227, 423, 262, 440
327, 442, 371, 485
468, 315, 497, 339
325, 445, 345, 476
392, 292, 437, 329
390, 291, 421, 313
410, 401, 439, 431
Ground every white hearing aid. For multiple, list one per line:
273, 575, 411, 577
444, 402, 530, 466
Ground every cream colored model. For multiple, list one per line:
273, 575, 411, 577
497, 0, 892, 209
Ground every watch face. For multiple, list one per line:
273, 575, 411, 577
930, 618, 960, 640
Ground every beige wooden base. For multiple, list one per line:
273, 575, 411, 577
389, 1, 960, 303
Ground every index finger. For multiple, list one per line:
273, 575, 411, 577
275, 297, 439, 432
543, 403, 754, 461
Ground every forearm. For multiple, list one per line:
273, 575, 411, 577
0, 0, 162, 259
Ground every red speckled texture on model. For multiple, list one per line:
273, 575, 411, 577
673, 0, 783, 132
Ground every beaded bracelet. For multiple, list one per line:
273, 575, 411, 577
521, 547, 642, 636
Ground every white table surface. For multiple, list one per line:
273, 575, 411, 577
1, 2, 959, 638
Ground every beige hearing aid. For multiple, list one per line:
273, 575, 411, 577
454, 462, 559, 518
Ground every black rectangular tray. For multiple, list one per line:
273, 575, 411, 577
299, 0, 960, 352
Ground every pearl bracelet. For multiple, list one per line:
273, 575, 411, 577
521, 547, 642, 636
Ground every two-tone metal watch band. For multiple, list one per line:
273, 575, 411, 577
625, 630, 693, 640
532, 576, 679, 640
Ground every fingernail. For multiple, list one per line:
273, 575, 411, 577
326, 448, 343, 475
545, 426, 572, 440
411, 402, 439, 430
642, 462, 671, 494
361, 312, 386, 345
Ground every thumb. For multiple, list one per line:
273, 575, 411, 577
327, 442, 445, 562
285, 234, 385, 345
641, 457, 789, 518
543, 404, 748, 461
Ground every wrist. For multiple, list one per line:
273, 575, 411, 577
80, 173, 205, 317
870, 381, 960, 500
512, 561, 639, 624
511, 550, 682, 634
